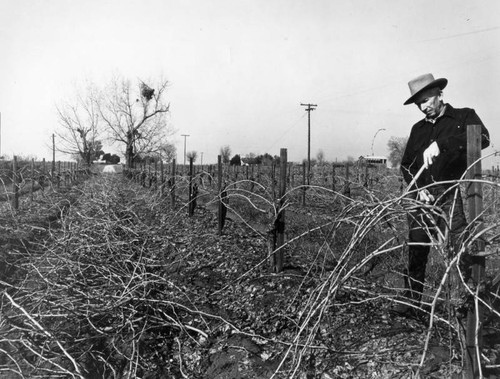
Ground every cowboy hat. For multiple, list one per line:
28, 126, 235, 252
404, 73, 448, 105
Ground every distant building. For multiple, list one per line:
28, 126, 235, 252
358, 155, 388, 166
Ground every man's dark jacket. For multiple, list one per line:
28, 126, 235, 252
401, 104, 490, 189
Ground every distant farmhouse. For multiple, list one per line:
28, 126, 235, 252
358, 155, 388, 166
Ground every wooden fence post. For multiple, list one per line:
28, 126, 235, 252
57, 161, 61, 189
66, 162, 70, 186
30, 159, 35, 202
62, 162, 66, 187
171, 159, 176, 207
208, 165, 213, 187
271, 162, 276, 201
188, 157, 194, 217
465, 124, 486, 378
61, 161, 64, 187
492, 175, 497, 216
154, 160, 158, 190
41, 158, 46, 192
160, 160, 164, 196
302, 161, 306, 206
12, 156, 19, 210
147, 160, 152, 188
51, 149, 56, 179
344, 163, 351, 197
332, 164, 336, 191
271, 148, 287, 273
217, 155, 226, 235
364, 162, 369, 188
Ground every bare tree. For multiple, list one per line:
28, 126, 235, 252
186, 151, 198, 163
220, 145, 231, 164
316, 149, 325, 165
55, 83, 103, 166
99, 75, 173, 168
160, 141, 177, 164
387, 136, 408, 168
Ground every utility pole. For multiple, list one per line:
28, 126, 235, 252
181, 134, 190, 166
300, 103, 317, 184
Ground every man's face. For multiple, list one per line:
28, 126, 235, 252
414, 88, 443, 119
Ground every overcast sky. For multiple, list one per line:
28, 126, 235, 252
1, 0, 499, 165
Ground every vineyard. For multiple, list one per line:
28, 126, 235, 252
0, 153, 499, 378
0, 158, 87, 209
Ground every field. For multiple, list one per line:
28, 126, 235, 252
0, 161, 499, 378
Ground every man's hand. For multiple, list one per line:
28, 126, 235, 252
423, 141, 440, 168
418, 189, 435, 204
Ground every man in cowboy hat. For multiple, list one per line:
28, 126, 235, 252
397, 73, 490, 316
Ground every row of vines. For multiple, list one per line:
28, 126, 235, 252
0, 150, 499, 377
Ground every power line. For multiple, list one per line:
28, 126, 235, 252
421, 26, 500, 42
265, 112, 306, 153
